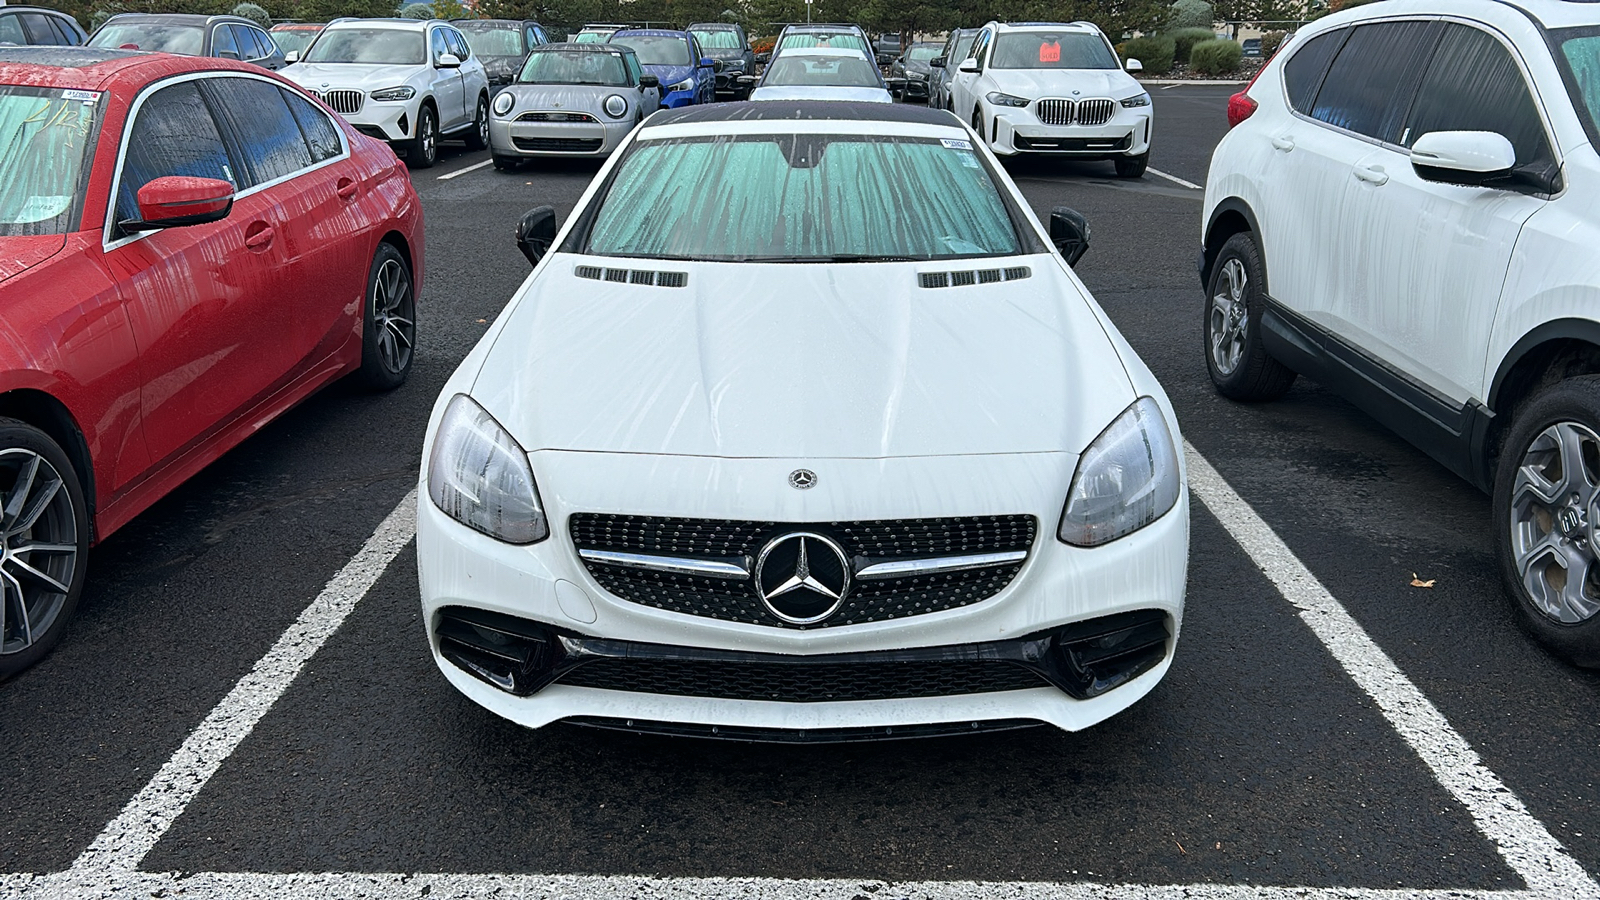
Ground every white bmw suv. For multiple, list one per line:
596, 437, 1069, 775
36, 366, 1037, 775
285, 17, 490, 168
1203, 0, 1600, 667
949, 20, 1152, 177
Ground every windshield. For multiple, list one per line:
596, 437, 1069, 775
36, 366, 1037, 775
518, 49, 628, 85
457, 23, 524, 56
270, 28, 319, 56
907, 46, 939, 62
764, 53, 880, 88
1555, 27, 1600, 145
0, 87, 96, 236
991, 32, 1117, 69
586, 135, 1021, 261
89, 22, 204, 55
573, 30, 609, 43
691, 29, 741, 50
304, 28, 424, 64
778, 32, 870, 56
611, 34, 689, 66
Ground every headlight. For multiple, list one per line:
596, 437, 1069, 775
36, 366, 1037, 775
670, 77, 695, 92
1120, 92, 1151, 108
603, 93, 627, 118
492, 91, 514, 116
986, 91, 1029, 108
370, 86, 415, 102
427, 394, 548, 544
1058, 397, 1180, 547
722, 59, 744, 71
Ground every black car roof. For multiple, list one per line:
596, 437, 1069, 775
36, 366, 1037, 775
0, 46, 138, 67
452, 18, 537, 26
0, 6, 79, 14
646, 100, 958, 128
101, 12, 256, 25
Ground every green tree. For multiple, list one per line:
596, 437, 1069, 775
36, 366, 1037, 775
232, 1, 272, 25
1168, 0, 1212, 29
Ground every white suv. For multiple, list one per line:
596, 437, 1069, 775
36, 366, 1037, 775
1202, 0, 1600, 667
949, 20, 1152, 177
285, 18, 490, 168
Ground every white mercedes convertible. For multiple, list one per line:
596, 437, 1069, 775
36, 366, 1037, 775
418, 102, 1188, 742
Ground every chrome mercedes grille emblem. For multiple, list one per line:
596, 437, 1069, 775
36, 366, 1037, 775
754, 532, 850, 624
788, 468, 817, 490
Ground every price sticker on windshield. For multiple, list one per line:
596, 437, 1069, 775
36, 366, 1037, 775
940, 138, 972, 150
62, 90, 101, 103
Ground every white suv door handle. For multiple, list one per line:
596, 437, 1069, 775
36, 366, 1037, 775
1271, 135, 1295, 152
1353, 164, 1389, 186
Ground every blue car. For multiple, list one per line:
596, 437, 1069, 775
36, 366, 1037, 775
609, 28, 715, 108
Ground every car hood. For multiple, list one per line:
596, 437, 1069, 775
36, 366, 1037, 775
749, 86, 891, 103
904, 59, 932, 75
282, 62, 420, 91
471, 255, 1135, 458
503, 83, 627, 109
643, 63, 694, 87
0, 235, 66, 285
988, 67, 1137, 99
704, 48, 744, 60
479, 55, 522, 80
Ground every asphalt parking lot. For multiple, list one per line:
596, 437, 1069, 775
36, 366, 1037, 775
4, 84, 1599, 900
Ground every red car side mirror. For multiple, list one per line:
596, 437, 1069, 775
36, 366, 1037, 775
130, 176, 235, 230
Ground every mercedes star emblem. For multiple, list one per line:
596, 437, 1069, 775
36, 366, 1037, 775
754, 532, 851, 624
789, 468, 817, 490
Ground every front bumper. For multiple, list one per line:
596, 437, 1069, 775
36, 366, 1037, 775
417, 450, 1189, 737
714, 71, 749, 96
900, 78, 929, 99
489, 114, 634, 157
333, 97, 417, 142
661, 87, 696, 108
985, 104, 1151, 158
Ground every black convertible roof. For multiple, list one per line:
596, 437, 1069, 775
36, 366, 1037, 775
645, 100, 960, 128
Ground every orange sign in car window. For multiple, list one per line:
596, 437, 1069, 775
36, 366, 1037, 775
1039, 40, 1060, 62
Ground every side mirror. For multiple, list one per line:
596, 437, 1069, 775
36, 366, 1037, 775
516, 205, 557, 267
638, 74, 660, 88
700, 56, 715, 68
284, 50, 299, 63
957, 58, 978, 74
1049, 207, 1090, 267
436, 52, 462, 69
1125, 58, 1143, 72
736, 74, 758, 86
1410, 130, 1516, 186
755, 51, 769, 63
128, 176, 235, 230
930, 56, 944, 68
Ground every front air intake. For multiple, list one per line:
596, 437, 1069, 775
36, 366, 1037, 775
918, 266, 1030, 288
1053, 609, 1170, 699
435, 607, 564, 696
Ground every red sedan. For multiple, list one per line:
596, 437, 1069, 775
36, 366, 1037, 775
0, 47, 423, 675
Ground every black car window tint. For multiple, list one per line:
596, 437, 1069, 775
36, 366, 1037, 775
212, 23, 239, 58
115, 81, 234, 228
20, 14, 64, 45
0, 16, 25, 45
49, 15, 82, 44
280, 87, 341, 162
242, 26, 271, 59
1403, 23, 1554, 175
201, 77, 313, 186
1282, 28, 1345, 113
1309, 20, 1439, 144
446, 28, 468, 59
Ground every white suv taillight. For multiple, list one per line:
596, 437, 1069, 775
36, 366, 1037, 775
1227, 91, 1258, 128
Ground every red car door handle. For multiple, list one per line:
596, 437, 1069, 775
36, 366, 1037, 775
244, 223, 275, 251
337, 178, 357, 200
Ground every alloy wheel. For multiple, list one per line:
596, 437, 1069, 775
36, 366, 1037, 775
1510, 421, 1600, 624
422, 111, 436, 163
371, 257, 415, 375
1209, 257, 1249, 376
0, 449, 79, 657
476, 100, 489, 146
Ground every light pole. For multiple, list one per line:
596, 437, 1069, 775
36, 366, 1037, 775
805, 0, 812, 24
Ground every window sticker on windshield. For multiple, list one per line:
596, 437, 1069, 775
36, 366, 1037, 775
62, 90, 101, 103
14, 195, 72, 224
940, 138, 972, 150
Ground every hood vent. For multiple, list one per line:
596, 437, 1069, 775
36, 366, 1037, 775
918, 266, 1031, 289
575, 265, 688, 288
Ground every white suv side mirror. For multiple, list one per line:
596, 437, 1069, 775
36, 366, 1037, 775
1411, 130, 1516, 186
436, 53, 462, 69
957, 57, 978, 73
284, 50, 299, 63
1125, 58, 1143, 72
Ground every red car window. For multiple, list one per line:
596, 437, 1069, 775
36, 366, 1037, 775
114, 81, 234, 230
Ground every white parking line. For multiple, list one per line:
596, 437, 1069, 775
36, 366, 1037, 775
1146, 167, 1204, 190
63, 491, 417, 877
1184, 445, 1599, 898
1161, 83, 1186, 90
20, 450, 1598, 899
437, 159, 494, 180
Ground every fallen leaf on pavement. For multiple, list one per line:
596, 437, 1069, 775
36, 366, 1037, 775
1410, 573, 1436, 588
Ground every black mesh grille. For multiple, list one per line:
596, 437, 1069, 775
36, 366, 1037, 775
558, 658, 1047, 702
570, 514, 1036, 628
512, 136, 604, 152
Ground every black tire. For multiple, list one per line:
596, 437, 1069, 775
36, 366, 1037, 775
464, 94, 489, 151
358, 243, 416, 390
0, 419, 89, 679
1114, 151, 1149, 178
1202, 232, 1296, 401
492, 153, 518, 172
970, 106, 984, 143
1491, 376, 1600, 668
405, 103, 438, 169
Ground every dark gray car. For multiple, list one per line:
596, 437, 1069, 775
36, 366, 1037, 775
889, 41, 941, 102
928, 27, 978, 111
88, 13, 285, 69
0, 7, 86, 47
453, 18, 549, 89
688, 22, 753, 99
